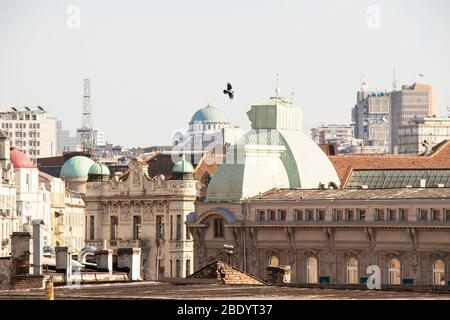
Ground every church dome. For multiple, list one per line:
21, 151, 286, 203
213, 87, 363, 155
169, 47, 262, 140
60, 156, 95, 178
172, 158, 194, 174
10, 147, 36, 168
190, 105, 229, 123
88, 161, 110, 176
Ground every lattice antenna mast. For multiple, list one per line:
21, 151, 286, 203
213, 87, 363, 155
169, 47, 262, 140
81, 79, 95, 154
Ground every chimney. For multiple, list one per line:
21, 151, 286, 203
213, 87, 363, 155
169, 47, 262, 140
419, 179, 426, 188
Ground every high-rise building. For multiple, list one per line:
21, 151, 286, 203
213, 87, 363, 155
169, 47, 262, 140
390, 83, 435, 153
398, 116, 450, 154
56, 120, 80, 153
0, 107, 57, 161
351, 78, 390, 154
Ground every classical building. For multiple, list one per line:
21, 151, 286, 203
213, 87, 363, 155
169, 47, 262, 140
0, 131, 17, 257
0, 107, 58, 161
187, 89, 450, 286
84, 157, 198, 279
187, 188, 450, 286
397, 117, 450, 155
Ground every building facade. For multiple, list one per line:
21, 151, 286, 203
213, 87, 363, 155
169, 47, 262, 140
390, 83, 435, 153
311, 124, 355, 153
188, 188, 450, 286
351, 84, 390, 154
84, 157, 198, 279
397, 117, 450, 155
0, 107, 57, 161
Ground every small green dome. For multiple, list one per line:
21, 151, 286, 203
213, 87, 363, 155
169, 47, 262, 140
172, 158, 194, 174
190, 105, 229, 123
60, 156, 95, 178
88, 161, 110, 176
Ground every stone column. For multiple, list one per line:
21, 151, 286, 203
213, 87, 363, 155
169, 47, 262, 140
95, 249, 113, 273
118, 248, 142, 281
55, 247, 72, 283
10, 232, 31, 275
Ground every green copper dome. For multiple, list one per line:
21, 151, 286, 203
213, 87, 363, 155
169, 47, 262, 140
190, 105, 229, 123
88, 161, 110, 176
172, 158, 194, 174
60, 156, 95, 178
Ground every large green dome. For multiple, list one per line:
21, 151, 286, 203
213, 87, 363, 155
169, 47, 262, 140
88, 161, 110, 176
60, 156, 95, 178
190, 105, 229, 123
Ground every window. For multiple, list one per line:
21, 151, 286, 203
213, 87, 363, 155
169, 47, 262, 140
374, 209, 384, 221
269, 256, 279, 266
433, 260, 445, 286
334, 209, 344, 221
213, 218, 224, 238
399, 209, 407, 221
176, 215, 182, 240
176, 259, 181, 278
306, 257, 318, 284
431, 209, 441, 221
170, 259, 173, 277
256, 210, 265, 221
156, 215, 164, 239
358, 209, 366, 221
419, 209, 428, 221
346, 209, 355, 221
110, 216, 119, 240
268, 210, 276, 221
133, 215, 142, 240
89, 216, 95, 240
347, 257, 359, 284
186, 259, 191, 277
388, 259, 401, 284
305, 209, 313, 221
170, 215, 173, 240
316, 209, 325, 221
294, 209, 303, 221
185, 225, 191, 240
445, 209, 450, 221
279, 210, 287, 221
387, 209, 396, 221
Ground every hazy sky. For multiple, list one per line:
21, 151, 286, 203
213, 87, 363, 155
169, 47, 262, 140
1, 0, 449, 147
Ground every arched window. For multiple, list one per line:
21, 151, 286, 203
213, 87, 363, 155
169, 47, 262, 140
347, 257, 359, 284
433, 260, 445, 286
388, 259, 401, 284
269, 256, 279, 267
306, 257, 318, 284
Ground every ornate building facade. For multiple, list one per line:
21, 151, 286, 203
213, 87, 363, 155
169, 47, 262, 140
84, 157, 198, 279
188, 188, 450, 286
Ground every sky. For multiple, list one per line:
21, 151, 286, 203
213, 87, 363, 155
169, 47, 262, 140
1, 0, 449, 147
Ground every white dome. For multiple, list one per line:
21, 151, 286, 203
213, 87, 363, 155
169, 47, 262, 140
206, 94, 339, 202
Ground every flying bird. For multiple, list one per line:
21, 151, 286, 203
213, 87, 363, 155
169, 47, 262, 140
223, 82, 234, 99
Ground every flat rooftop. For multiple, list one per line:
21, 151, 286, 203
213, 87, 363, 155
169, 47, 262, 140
1, 282, 450, 300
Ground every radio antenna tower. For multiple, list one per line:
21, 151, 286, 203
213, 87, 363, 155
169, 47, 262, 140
81, 79, 95, 155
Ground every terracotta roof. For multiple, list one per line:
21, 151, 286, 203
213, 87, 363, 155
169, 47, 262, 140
10, 147, 36, 168
329, 140, 450, 187
253, 187, 450, 201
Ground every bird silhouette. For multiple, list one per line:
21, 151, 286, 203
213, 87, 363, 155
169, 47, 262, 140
223, 82, 234, 99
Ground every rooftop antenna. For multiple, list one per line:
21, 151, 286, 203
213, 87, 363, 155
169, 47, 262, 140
275, 73, 280, 98
361, 74, 368, 92
392, 67, 398, 91
81, 78, 95, 155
